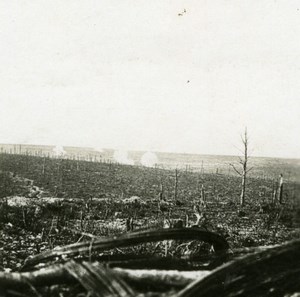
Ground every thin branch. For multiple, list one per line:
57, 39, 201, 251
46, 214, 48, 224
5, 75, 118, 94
229, 164, 242, 176
233, 144, 244, 155
240, 134, 246, 145
246, 167, 254, 174
238, 157, 244, 165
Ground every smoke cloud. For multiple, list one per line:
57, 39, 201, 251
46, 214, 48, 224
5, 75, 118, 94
53, 145, 66, 157
113, 150, 134, 165
141, 151, 158, 167
93, 146, 104, 153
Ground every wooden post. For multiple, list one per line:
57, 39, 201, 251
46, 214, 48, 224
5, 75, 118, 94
159, 183, 164, 201
174, 168, 178, 201
272, 189, 277, 204
200, 184, 206, 207
126, 217, 134, 232
42, 157, 46, 176
278, 174, 284, 204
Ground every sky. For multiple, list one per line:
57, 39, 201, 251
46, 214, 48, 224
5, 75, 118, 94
0, 0, 299, 158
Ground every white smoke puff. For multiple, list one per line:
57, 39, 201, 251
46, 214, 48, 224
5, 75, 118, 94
141, 151, 158, 167
53, 145, 66, 156
113, 150, 134, 165
93, 146, 104, 153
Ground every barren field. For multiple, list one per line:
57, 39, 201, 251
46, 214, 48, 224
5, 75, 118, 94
0, 152, 299, 296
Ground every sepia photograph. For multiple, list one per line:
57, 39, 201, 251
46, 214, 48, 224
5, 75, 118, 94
0, 1, 299, 296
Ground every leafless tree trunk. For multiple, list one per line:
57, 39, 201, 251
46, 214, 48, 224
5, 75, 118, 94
230, 128, 252, 207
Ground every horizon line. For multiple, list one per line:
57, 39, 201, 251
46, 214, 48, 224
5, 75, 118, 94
0, 142, 299, 161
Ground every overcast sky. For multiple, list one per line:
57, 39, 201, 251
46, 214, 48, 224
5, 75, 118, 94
0, 1, 299, 158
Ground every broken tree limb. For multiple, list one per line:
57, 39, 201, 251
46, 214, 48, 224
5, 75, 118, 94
229, 163, 242, 176
23, 228, 229, 269
113, 268, 210, 291
175, 238, 300, 297
65, 261, 135, 297
0, 263, 72, 288
0, 240, 299, 296
0, 262, 209, 291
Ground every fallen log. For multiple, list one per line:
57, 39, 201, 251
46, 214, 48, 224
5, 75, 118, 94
0, 239, 299, 296
113, 268, 210, 291
23, 228, 229, 269
0, 262, 209, 291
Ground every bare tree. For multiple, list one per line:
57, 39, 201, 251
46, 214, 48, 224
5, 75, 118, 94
230, 128, 253, 206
